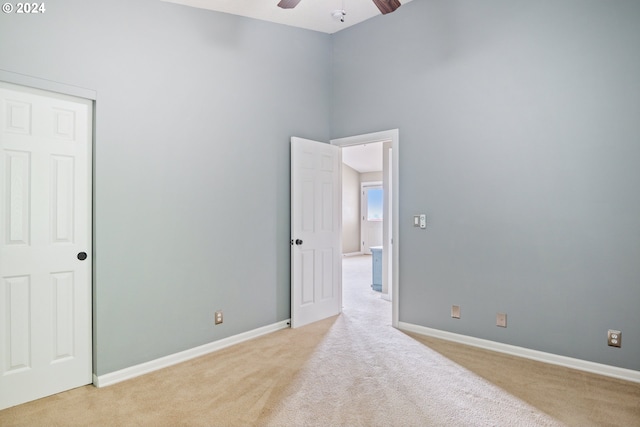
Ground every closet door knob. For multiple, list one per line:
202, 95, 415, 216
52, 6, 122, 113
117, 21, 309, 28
77, 252, 88, 261
295, 239, 303, 245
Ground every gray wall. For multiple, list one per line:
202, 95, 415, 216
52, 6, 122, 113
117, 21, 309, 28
342, 163, 361, 253
332, 0, 640, 370
1, 0, 331, 375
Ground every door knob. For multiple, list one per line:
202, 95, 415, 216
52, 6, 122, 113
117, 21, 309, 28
295, 239, 303, 245
77, 252, 87, 261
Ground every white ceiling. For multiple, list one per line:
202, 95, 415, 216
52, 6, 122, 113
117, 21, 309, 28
162, 0, 411, 34
342, 142, 383, 173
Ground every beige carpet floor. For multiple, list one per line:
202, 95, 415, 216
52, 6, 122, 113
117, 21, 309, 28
1, 255, 639, 426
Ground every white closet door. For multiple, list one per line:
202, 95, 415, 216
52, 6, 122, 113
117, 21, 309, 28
0, 82, 92, 410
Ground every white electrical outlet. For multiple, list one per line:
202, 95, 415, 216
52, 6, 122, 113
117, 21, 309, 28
215, 310, 223, 325
419, 214, 426, 229
608, 330, 621, 347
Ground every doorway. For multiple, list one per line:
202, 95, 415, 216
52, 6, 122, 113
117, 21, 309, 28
331, 129, 399, 327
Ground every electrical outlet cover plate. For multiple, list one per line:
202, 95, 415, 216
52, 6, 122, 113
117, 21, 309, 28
451, 305, 461, 319
496, 313, 507, 328
608, 330, 621, 347
215, 311, 223, 325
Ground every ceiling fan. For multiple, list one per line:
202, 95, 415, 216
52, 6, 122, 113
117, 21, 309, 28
277, 0, 401, 15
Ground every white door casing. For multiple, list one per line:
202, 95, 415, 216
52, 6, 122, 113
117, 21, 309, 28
290, 137, 342, 328
0, 82, 92, 410
383, 144, 393, 300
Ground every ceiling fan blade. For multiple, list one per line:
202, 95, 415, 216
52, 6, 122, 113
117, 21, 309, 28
277, 0, 302, 9
371, 0, 401, 14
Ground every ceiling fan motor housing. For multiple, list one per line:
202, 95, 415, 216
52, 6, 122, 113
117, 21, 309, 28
278, 0, 400, 15
332, 9, 346, 22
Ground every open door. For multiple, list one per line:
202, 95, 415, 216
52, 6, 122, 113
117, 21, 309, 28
290, 137, 342, 328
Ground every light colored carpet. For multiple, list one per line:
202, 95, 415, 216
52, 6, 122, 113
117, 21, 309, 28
264, 256, 561, 426
1, 255, 638, 426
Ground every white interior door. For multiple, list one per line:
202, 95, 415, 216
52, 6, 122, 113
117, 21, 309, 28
290, 137, 342, 328
0, 82, 92, 410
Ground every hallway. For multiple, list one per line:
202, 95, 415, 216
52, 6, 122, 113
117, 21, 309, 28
342, 254, 391, 322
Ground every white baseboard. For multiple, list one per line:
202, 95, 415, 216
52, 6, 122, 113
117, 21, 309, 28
93, 319, 291, 388
398, 322, 640, 384
342, 252, 364, 257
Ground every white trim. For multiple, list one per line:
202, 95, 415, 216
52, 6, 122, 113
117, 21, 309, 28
342, 252, 364, 257
93, 320, 290, 388
0, 69, 97, 100
331, 129, 400, 328
398, 322, 640, 384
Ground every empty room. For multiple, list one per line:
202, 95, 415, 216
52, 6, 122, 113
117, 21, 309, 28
1, 0, 639, 425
